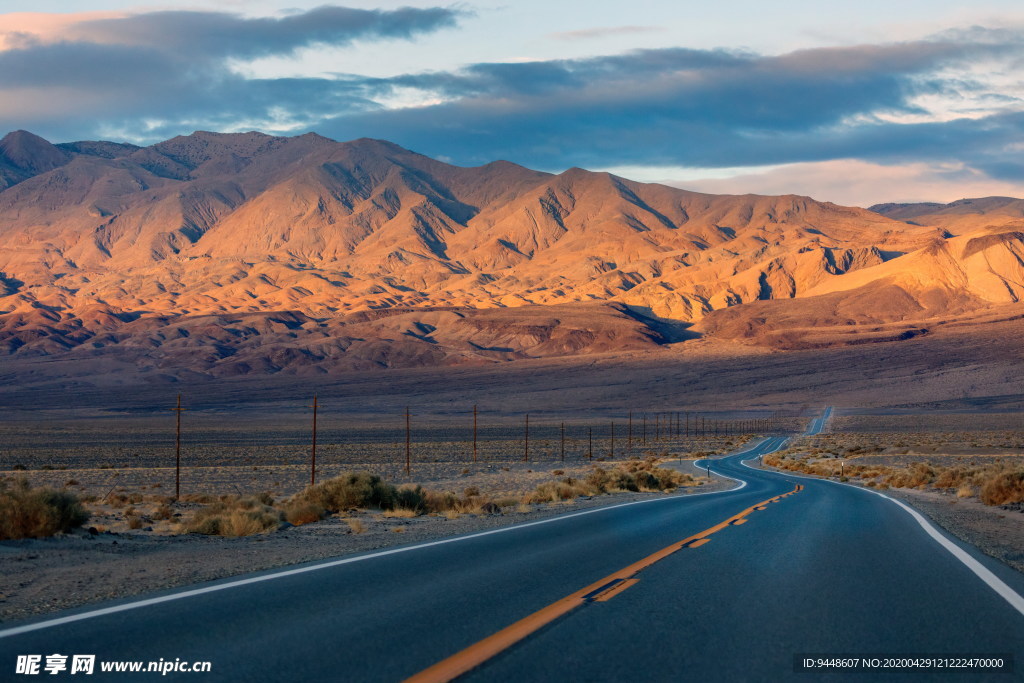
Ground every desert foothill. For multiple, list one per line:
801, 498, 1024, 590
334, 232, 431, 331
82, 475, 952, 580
1, 2, 1023, 682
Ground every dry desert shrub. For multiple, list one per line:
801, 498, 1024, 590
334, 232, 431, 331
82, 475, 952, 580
884, 462, 936, 489
0, 478, 89, 539
524, 460, 696, 503
382, 508, 419, 518
182, 495, 281, 537
281, 500, 325, 526
181, 493, 216, 505
523, 479, 590, 503
767, 439, 1024, 508
343, 517, 366, 534
979, 469, 1024, 506
297, 472, 397, 512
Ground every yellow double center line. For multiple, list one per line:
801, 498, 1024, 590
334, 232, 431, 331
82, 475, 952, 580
406, 484, 804, 683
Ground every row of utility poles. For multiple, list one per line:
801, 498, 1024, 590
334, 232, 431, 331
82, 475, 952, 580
511, 409, 780, 464
167, 395, 781, 500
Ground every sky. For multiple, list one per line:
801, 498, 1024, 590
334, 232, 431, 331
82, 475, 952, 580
2, 1, 1024, 206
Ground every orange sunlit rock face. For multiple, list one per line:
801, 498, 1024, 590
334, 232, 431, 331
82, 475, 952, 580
1, 129, 1021, 371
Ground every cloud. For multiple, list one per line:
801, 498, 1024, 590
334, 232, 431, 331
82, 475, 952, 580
61, 6, 463, 59
549, 26, 665, 41
670, 159, 1024, 206
1, 7, 1023, 203
309, 33, 1024, 180
0, 11, 124, 50
0, 5, 462, 141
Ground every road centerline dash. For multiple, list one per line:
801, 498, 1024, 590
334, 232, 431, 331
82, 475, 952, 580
405, 484, 804, 683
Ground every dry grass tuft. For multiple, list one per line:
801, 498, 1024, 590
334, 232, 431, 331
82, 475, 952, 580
766, 440, 1024, 508
382, 508, 419, 518
980, 469, 1024, 506
0, 478, 89, 540
295, 472, 399, 513
281, 501, 325, 526
181, 496, 281, 537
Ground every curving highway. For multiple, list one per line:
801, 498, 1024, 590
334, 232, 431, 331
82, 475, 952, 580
2, 408, 1022, 681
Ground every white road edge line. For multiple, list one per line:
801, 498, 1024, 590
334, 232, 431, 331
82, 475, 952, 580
741, 419, 1024, 619
0, 443, 769, 640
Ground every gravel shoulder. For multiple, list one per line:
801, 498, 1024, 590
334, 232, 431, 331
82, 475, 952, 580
882, 487, 1024, 573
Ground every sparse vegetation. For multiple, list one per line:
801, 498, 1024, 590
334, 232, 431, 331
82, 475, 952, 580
281, 501, 325, 526
181, 495, 281, 537
296, 472, 399, 512
524, 458, 699, 503
980, 470, 1024, 506
0, 478, 90, 540
343, 518, 365, 534
765, 438, 1024, 508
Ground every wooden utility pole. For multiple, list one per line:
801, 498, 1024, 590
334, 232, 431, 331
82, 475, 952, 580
473, 404, 478, 463
560, 422, 565, 462
588, 427, 593, 461
170, 394, 186, 501
628, 411, 633, 451
655, 413, 660, 441
309, 394, 318, 486
610, 422, 615, 458
523, 413, 529, 462
405, 406, 411, 476
685, 411, 690, 437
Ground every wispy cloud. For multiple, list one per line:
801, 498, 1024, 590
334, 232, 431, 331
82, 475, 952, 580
672, 159, 1024, 206
549, 25, 664, 41
61, 6, 463, 59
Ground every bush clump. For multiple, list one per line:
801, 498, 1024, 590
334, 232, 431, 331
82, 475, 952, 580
297, 472, 398, 512
980, 469, 1024, 506
281, 500, 326, 526
0, 479, 90, 539
523, 459, 697, 503
182, 496, 281, 537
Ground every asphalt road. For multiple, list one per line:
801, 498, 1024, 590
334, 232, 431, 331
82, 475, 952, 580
2, 409, 1023, 682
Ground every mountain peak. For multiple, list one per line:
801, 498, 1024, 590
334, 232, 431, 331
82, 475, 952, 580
0, 130, 70, 174
149, 130, 314, 170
